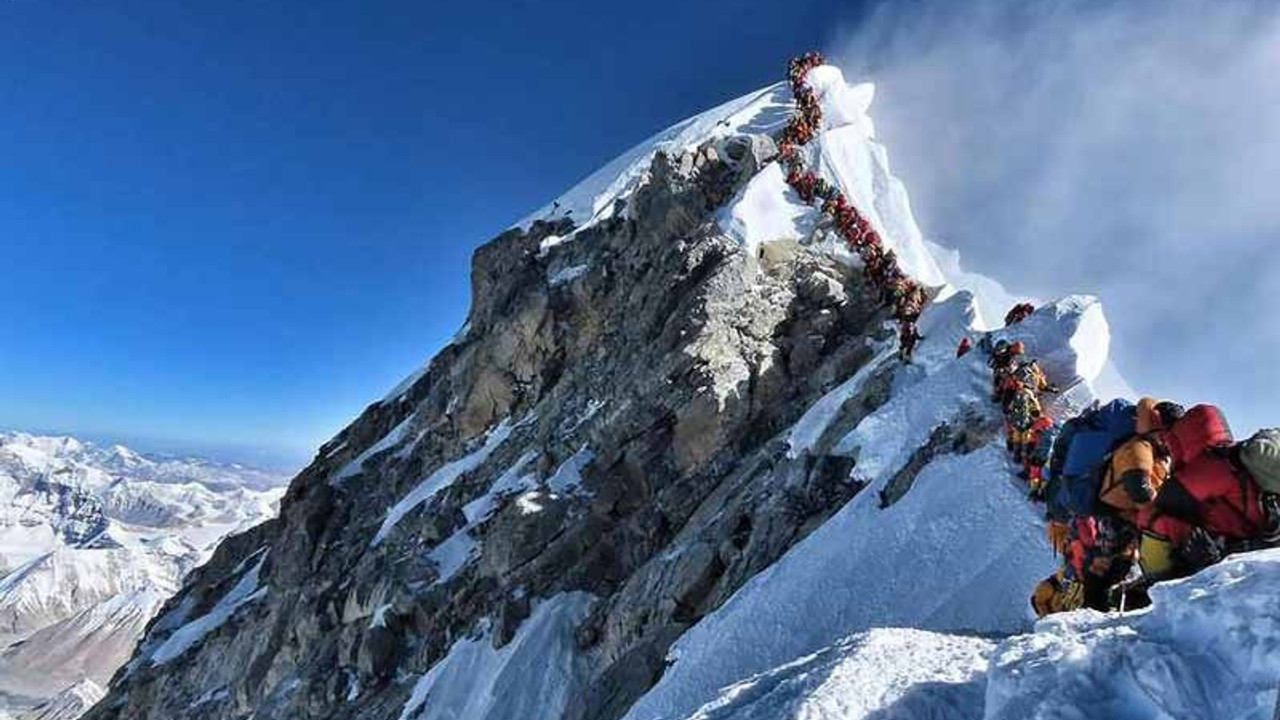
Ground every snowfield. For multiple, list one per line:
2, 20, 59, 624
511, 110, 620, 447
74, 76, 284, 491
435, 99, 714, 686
987, 548, 1280, 720
675, 629, 992, 720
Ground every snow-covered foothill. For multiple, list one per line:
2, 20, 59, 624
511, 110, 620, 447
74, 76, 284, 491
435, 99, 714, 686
0, 432, 283, 713
398, 593, 594, 720
20, 678, 106, 720
0, 588, 165, 699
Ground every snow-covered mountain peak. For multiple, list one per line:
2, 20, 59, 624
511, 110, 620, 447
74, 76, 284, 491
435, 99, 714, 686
82, 58, 1276, 720
0, 432, 284, 717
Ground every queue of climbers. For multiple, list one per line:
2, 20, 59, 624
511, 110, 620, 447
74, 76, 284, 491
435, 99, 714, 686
778, 52, 1279, 620
976, 306, 1280, 617
781, 52, 928, 362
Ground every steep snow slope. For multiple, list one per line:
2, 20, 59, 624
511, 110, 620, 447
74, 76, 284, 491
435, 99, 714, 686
0, 590, 163, 700
0, 433, 283, 715
20, 680, 105, 720
0, 549, 164, 650
987, 548, 1280, 720
621, 293, 1101, 720
673, 629, 993, 720
667, 549, 1280, 720
397, 593, 594, 720
516, 83, 792, 233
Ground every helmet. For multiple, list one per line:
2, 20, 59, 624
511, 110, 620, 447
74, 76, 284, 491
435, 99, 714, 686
1154, 401, 1187, 427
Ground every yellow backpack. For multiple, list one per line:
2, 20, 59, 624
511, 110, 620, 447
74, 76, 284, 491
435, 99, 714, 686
1031, 569, 1084, 618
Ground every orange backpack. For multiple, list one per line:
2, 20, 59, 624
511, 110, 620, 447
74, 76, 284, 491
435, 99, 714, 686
1099, 435, 1170, 514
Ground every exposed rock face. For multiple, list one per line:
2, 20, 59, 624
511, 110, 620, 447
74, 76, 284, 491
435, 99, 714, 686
84, 128, 921, 720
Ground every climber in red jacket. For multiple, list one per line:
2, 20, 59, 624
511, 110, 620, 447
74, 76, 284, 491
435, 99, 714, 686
1004, 302, 1035, 327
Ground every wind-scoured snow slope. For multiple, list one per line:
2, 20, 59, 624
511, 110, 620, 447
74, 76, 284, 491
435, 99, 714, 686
515, 82, 792, 233
397, 593, 593, 720
0, 433, 283, 716
664, 549, 1280, 720
988, 548, 1280, 720
621, 293, 1100, 720
673, 628, 994, 720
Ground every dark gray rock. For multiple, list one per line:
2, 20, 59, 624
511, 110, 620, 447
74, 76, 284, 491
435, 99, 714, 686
84, 134, 918, 720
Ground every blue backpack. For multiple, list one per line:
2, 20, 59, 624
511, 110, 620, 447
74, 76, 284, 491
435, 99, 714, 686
1045, 399, 1137, 521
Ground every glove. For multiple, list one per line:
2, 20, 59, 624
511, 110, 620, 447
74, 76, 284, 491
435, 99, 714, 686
1261, 493, 1280, 545
1178, 527, 1226, 571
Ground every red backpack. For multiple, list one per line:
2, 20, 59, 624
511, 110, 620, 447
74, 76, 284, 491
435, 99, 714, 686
1155, 452, 1265, 539
1162, 405, 1232, 467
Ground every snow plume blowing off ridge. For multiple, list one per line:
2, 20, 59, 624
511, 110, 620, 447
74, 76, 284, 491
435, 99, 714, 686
828, 0, 1280, 435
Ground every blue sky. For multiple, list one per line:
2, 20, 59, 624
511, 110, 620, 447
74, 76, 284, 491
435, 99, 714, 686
3, 0, 1276, 471
0, 0, 863, 469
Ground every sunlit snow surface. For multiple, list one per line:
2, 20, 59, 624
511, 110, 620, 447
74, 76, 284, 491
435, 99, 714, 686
987, 548, 1280, 720
664, 550, 1280, 720
148, 553, 268, 666
677, 629, 992, 720
515, 83, 794, 234
398, 593, 594, 720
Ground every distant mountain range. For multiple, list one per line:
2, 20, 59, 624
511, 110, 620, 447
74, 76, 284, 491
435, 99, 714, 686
0, 431, 285, 718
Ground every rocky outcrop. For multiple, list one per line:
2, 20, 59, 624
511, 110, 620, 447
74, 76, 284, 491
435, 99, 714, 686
84, 125, 915, 720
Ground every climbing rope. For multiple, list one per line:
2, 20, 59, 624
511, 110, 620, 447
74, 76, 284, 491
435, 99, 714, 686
781, 53, 928, 362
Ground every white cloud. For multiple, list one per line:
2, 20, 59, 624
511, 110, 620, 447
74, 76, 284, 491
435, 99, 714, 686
828, 0, 1280, 434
